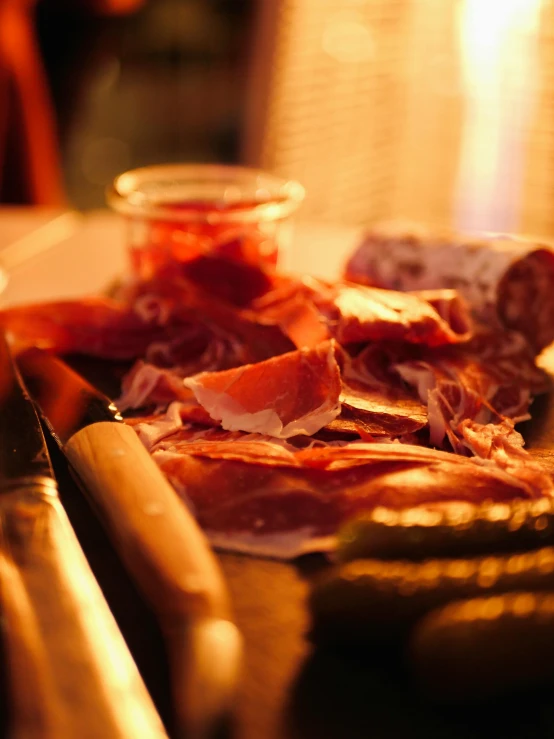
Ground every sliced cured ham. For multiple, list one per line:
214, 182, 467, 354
255, 293, 330, 350
316, 283, 472, 347
345, 222, 554, 351
125, 402, 190, 449
184, 340, 342, 438
250, 275, 332, 349
118, 360, 201, 410
332, 343, 429, 440
146, 432, 550, 558
395, 330, 550, 452
120, 273, 296, 364
252, 277, 472, 349
0, 298, 165, 359
0, 292, 238, 370
117, 361, 217, 429
339, 380, 427, 437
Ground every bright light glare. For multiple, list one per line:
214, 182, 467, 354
322, 13, 374, 63
455, 0, 542, 232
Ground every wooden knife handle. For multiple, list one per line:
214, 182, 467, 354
0, 485, 168, 739
64, 422, 242, 738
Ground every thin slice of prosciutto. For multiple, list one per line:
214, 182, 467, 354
144, 427, 551, 559
184, 340, 342, 438
315, 282, 472, 347
345, 221, 554, 351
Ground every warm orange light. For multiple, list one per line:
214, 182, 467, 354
322, 12, 374, 63
455, 0, 542, 232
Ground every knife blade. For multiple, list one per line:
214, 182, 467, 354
0, 333, 168, 739
0, 331, 53, 488
18, 347, 243, 739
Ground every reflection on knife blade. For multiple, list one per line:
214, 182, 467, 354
18, 347, 243, 739
0, 333, 54, 487
0, 332, 168, 739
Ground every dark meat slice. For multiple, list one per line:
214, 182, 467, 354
331, 343, 429, 440
256, 293, 330, 350
339, 380, 427, 437
250, 275, 331, 349
345, 222, 554, 352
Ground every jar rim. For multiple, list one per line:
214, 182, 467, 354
106, 164, 305, 223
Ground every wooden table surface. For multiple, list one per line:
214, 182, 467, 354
3, 209, 554, 738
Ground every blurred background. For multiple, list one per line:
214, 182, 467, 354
3, 0, 554, 235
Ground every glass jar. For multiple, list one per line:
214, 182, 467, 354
107, 164, 305, 278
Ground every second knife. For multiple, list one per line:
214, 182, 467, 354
0, 332, 168, 739
18, 348, 242, 739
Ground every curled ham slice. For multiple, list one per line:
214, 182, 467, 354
125, 402, 189, 449
0, 293, 237, 370
251, 276, 472, 350
117, 362, 217, 432
250, 276, 331, 349
184, 340, 342, 438
345, 222, 554, 351
316, 283, 472, 347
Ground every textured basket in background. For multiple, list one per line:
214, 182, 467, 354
243, 0, 554, 239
